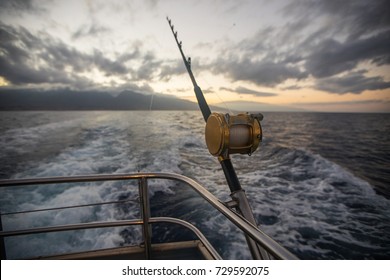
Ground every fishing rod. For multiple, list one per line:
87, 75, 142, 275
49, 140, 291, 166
166, 17, 211, 122
167, 17, 271, 260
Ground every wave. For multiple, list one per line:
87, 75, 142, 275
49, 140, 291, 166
1, 111, 389, 259
239, 146, 390, 259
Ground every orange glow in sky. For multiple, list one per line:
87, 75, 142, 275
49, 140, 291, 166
0, 0, 389, 112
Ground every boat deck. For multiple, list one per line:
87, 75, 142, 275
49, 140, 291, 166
36, 240, 214, 260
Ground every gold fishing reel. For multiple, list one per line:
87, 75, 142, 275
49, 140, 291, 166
205, 112, 263, 159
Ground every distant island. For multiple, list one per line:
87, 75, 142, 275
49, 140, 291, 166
0, 89, 306, 112
0, 89, 198, 110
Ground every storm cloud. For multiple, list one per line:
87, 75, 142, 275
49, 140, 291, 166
0, 0, 36, 14
0, 22, 163, 91
315, 71, 390, 94
305, 31, 390, 79
284, 0, 390, 40
207, 0, 390, 94
212, 57, 307, 87
285, 0, 390, 93
0, 0, 389, 97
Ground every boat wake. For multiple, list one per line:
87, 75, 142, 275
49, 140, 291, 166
0, 111, 389, 259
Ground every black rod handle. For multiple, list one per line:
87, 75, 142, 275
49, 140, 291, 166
219, 157, 242, 193
194, 86, 211, 122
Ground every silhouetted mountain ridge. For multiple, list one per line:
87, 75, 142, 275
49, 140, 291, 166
0, 89, 199, 110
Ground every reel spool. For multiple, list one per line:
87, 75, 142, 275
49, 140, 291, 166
205, 112, 263, 158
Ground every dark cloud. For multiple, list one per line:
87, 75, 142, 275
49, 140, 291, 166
284, 0, 390, 40
198, 19, 308, 87
0, 0, 35, 13
288, 0, 390, 94
0, 22, 162, 90
305, 30, 390, 78
158, 56, 205, 82
206, 0, 390, 95
135, 51, 163, 80
220, 86, 278, 97
212, 57, 307, 87
292, 99, 389, 106
0, 24, 82, 86
282, 85, 303, 91
315, 71, 390, 94
159, 60, 187, 81
91, 49, 128, 75
72, 24, 110, 40
1, 0, 389, 97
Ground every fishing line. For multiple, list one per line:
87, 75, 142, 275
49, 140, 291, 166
198, 75, 233, 114
215, 90, 233, 114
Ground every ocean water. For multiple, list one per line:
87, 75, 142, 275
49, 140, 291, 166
0, 111, 389, 259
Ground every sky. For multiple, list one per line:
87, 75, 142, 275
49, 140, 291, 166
0, 0, 389, 112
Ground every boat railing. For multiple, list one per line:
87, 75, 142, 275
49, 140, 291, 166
0, 172, 297, 260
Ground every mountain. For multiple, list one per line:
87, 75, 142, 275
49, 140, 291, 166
214, 100, 304, 112
0, 89, 199, 110
0, 89, 305, 112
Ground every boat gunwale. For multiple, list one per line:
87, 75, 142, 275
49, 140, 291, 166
0, 217, 222, 260
0, 172, 297, 260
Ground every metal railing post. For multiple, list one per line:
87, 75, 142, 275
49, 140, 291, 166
138, 176, 152, 259
0, 214, 6, 259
